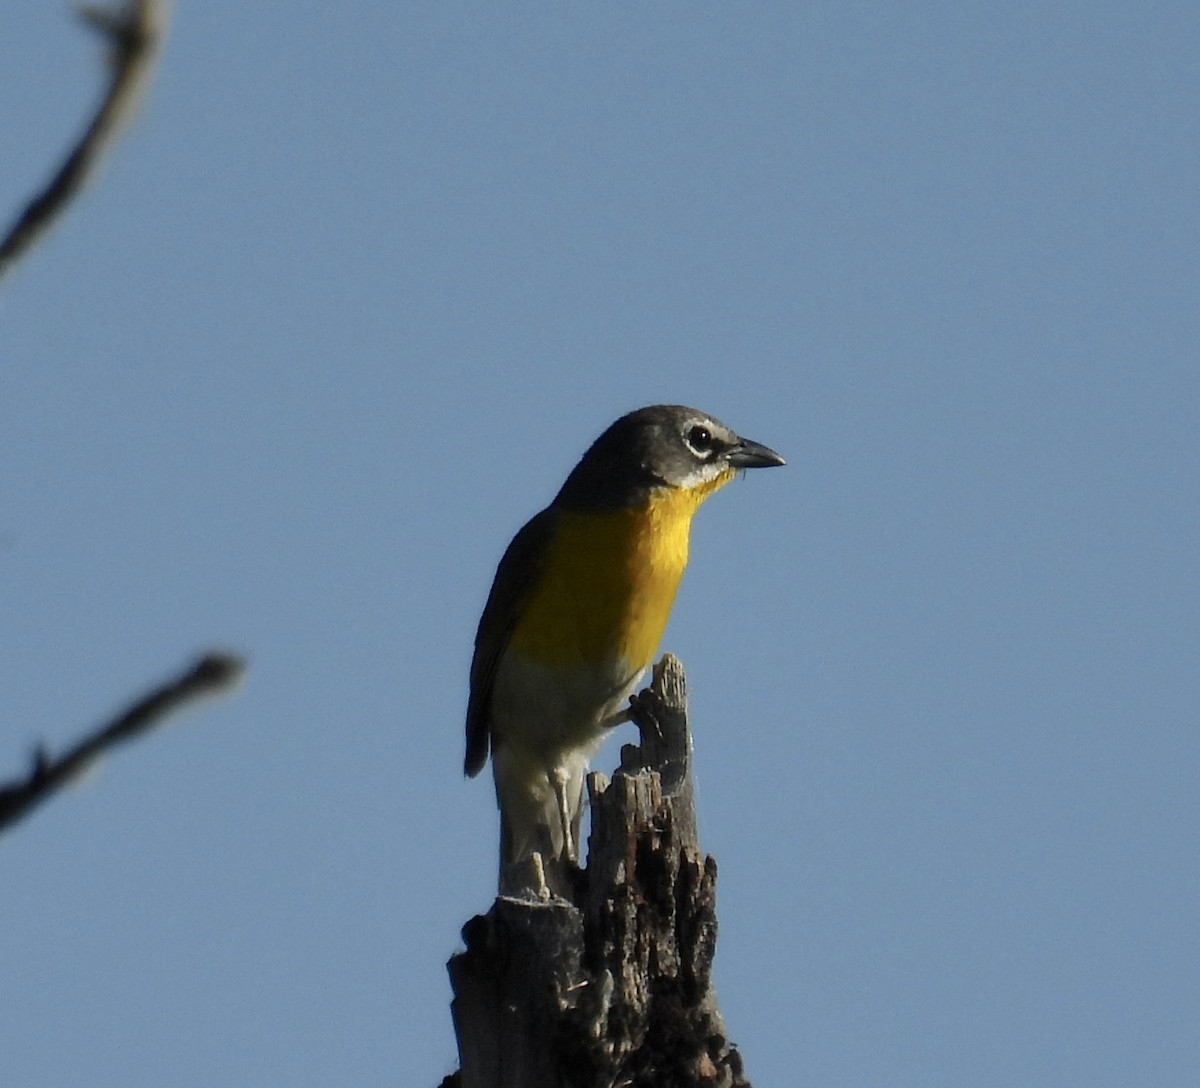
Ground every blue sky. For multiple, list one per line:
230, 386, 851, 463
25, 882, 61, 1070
3, 4, 1198, 1085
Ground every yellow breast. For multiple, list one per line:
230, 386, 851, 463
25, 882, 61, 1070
509, 473, 732, 669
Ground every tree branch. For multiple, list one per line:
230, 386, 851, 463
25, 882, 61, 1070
0, 0, 167, 281
0, 651, 245, 835
444, 654, 751, 1087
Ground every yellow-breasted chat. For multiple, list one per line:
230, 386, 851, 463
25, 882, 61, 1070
466, 404, 784, 885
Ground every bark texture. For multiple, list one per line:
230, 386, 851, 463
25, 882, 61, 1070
443, 654, 750, 1088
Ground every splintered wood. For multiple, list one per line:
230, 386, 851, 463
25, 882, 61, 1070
444, 654, 751, 1088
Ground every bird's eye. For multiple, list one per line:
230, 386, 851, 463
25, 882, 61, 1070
686, 424, 714, 455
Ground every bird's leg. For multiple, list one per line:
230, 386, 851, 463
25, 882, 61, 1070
627, 691, 666, 748
551, 768, 576, 862
599, 706, 632, 731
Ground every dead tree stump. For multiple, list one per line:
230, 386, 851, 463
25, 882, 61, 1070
442, 654, 751, 1088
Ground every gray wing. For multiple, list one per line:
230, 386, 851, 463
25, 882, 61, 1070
465, 507, 556, 777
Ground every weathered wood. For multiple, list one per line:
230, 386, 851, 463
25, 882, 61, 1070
444, 654, 751, 1088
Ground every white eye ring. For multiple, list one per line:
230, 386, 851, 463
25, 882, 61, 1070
685, 423, 715, 457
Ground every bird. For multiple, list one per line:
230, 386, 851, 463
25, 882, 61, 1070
465, 404, 784, 884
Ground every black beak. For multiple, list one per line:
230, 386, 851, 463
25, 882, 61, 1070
727, 436, 786, 470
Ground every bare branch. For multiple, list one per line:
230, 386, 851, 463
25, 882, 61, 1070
0, 0, 168, 281
0, 651, 245, 835
446, 654, 751, 1087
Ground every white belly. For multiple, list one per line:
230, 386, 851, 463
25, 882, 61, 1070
489, 649, 645, 864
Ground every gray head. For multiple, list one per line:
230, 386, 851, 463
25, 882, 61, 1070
554, 404, 784, 510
